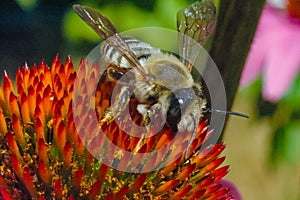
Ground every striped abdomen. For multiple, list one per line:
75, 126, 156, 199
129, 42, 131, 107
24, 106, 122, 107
101, 37, 161, 68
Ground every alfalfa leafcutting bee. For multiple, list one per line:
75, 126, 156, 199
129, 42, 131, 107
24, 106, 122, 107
73, 1, 217, 159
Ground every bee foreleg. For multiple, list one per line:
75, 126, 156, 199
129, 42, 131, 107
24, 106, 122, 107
147, 93, 171, 129
136, 92, 170, 128
184, 114, 197, 159
99, 86, 131, 126
136, 104, 151, 126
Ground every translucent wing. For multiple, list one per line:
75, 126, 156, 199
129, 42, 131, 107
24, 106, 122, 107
177, 0, 216, 71
73, 4, 149, 79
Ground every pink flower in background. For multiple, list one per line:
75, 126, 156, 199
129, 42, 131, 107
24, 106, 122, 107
240, 3, 300, 102
218, 179, 243, 200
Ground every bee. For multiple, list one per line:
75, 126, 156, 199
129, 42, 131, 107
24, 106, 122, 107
73, 1, 217, 159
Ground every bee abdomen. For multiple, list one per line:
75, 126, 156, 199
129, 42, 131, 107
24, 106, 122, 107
101, 37, 160, 68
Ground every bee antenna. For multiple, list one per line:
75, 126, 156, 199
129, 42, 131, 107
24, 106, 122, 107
205, 108, 249, 118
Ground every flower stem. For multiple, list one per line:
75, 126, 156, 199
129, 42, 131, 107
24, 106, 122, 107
208, 0, 266, 137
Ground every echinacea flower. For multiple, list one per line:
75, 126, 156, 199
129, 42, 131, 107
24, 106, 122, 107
240, 2, 300, 102
0, 56, 240, 199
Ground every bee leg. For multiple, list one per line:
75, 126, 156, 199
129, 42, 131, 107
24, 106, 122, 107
145, 94, 171, 130
184, 114, 197, 159
136, 104, 151, 126
99, 86, 131, 126
137, 94, 170, 128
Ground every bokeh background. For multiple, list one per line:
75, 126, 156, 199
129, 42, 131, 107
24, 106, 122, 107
0, 0, 299, 199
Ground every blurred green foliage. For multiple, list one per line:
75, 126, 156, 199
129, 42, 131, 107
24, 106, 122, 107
269, 73, 300, 165
243, 73, 300, 166
16, 0, 38, 11
63, 0, 218, 44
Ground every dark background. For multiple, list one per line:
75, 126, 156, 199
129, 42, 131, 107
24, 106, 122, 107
0, 0, 160, 78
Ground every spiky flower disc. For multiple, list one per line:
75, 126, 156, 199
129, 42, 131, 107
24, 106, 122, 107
0, 56, 233, 199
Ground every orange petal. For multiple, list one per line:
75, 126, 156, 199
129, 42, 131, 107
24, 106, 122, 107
153, 180, 179, 195
12, 114, 26, 148
176, 163, 196, 181
9, 92, 20, 118
20, 93, 31, 124
35, 117, 45, 143
56, 121, 66, 155
7, 132, 22, 161
0, 108, 8, 135
38, 138, 49, 165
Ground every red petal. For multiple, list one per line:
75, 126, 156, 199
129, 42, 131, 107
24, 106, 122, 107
38, 160, 51, 185
3, 71, 14, 105
63, 141, 73, 168
73, 167, 84, 188
11, 154, 23, 180
172, 185, 193, 199
54, 179, 63, 198
114, 185, 129, 199
127, 174, 147, 195
89, 181, 101, 199
23, 166, 37, 198
0, 174, 9, 190
28, 86, 36, 118
0, 187, 13, 200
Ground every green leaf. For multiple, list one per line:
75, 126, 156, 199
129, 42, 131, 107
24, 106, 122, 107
270, 122, 300, 165
283, 122, 300, 164
280, 72, 300, 111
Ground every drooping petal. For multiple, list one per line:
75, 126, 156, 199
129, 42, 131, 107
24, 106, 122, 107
241, 4, 300, 103
240, 5, 282, 87
218, 179, 242, 200
240, 40, 266, 87
263, 23, 300, 102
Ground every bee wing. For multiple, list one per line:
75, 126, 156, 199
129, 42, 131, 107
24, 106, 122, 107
73, 4, 149, 78
177, 1, 216, 71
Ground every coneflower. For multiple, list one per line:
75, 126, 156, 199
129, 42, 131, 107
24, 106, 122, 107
0, 55, 235, 199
